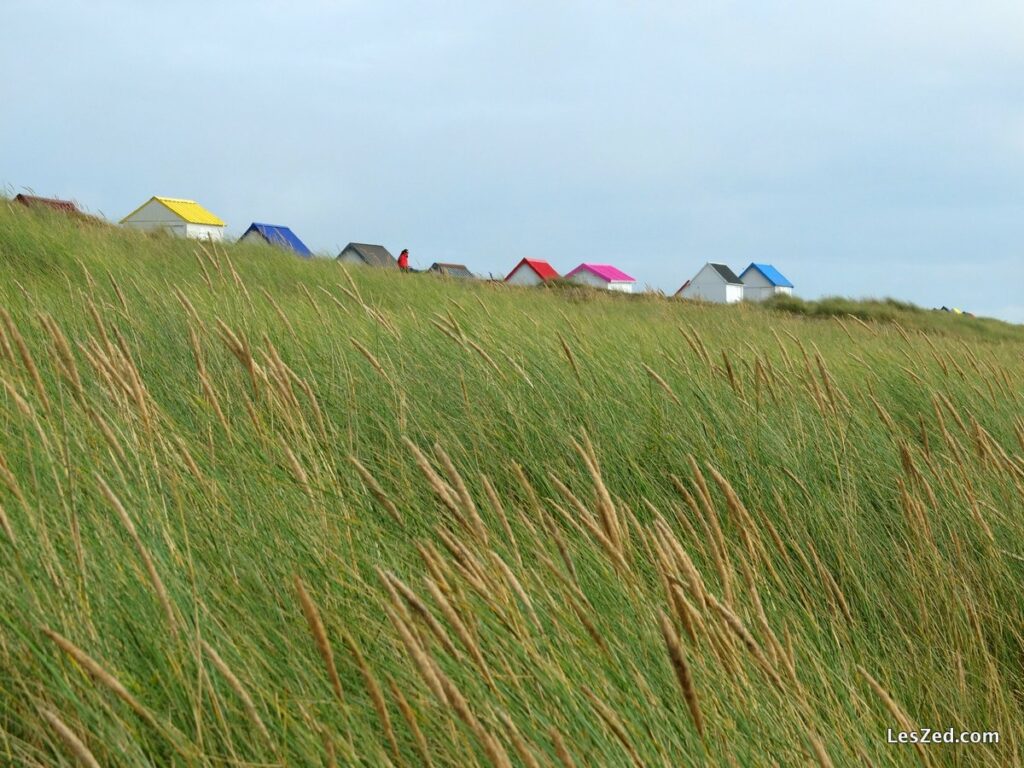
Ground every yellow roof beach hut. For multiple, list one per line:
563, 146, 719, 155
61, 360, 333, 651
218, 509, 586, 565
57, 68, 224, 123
120, 196, 226, 241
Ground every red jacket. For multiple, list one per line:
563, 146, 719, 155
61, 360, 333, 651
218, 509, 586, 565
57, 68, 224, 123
398, 251, 409, 270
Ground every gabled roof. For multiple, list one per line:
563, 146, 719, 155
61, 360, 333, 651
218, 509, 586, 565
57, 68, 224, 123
120, 196, 225, 226
338, 242, 397, 268
565, 263, 636, 283
429, 262, 474, 278
673, 279, 691, 296
14, 194, 79, 214
740, 262, 793, 288
708, 263, 743, 285
505, 257, 559, 282
243, 223, 312, 257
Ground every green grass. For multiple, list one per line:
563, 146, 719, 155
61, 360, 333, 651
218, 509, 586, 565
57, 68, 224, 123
0, 198, 1022, 766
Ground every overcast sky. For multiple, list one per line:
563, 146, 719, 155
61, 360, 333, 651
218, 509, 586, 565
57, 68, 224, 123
3, 1, 1023, 320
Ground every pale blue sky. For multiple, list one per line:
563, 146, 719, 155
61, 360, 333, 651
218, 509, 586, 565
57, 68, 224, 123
3, 2, 1023, 320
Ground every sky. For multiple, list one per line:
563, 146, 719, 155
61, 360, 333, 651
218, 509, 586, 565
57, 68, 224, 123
3, 1, 1023, 320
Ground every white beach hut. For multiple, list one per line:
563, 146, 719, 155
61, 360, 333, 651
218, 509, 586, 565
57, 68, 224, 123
564, 263, 636, 293
738, 263, 794, 301
675, 263, 744, 303
120, 196, 226, 241
504, 258, 560, 286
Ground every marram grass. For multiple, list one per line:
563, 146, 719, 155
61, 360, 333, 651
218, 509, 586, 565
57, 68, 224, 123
1, 199, 1022, 766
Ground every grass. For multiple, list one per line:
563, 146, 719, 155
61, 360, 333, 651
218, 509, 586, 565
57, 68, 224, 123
0, 197, 1022, 766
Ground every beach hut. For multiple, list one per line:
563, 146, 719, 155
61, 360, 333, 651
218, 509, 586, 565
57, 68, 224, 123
564, 263, 635, 293
240, 223, 312, 257
738, 263, 793, 301
429, 263, 474, 279
504, 258, 559, 286
337, 243, 397, 268
14, 194, 79, 215
120, 196, 225, 240
676, 263, 744, 303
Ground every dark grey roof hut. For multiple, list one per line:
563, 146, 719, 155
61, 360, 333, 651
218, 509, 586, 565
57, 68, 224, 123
709, 263, 744, 285
337, 242, 398, 268
429, 262, 474, 279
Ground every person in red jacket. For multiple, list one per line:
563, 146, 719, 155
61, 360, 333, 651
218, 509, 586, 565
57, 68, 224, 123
398, 249, 410, 271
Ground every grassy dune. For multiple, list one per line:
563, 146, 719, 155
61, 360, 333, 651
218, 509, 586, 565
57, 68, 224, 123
1, 200, 1022, 766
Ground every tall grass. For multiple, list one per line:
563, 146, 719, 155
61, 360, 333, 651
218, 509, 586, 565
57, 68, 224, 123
0, 198, 1022, 766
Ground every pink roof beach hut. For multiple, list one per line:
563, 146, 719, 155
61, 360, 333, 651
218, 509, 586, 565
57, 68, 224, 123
564, 263, 636, 293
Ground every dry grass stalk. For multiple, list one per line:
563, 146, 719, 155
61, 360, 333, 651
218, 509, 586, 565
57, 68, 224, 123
807, 729, 835, 768
535, 550, 589, 611
641, 363, 681, 405
40, 314, 84, 401
0, 503, 14, 544
681, 461, 734, 603
549, 477, 629, 572
201, 640, 273, 749
215, 319, 260, 393
193, 249, 214, 289
0, 318, 14, 363
490, 552, 542, 633
706, 465, 762, 565
1, 375, 45, 439
582, 686, 645, 768
387, 677, 434, 767
384, 604, 448, 705
858, 666, 931, 768
654, 517, 707, 611
317, 285, 352, 316
669, 583, 700, 645
1, 307, 51, 413
40, 708, 102, 768
571, 434, 622, 555
350, 336, 394, 385
706, 593, 783, 690
497, 710, 542, 768
283, 443, 313, 497
434, 443, 488, 542
721, 350, 743, 397
222, 253, 253, 308
481, 473, 522, 569
185, 326, 231, 434
402, 437, 460, 516
677, 326, 710, 366
558, 333, 583, 384
435, 527, 491, 596
96, 475, 177, 636
42, 628, 163, 733
348, 455, 403, 525
294, 576, 346, 705
510, 462, 544, 517
658, 612, 705, 738
104, 271, 129, 313
567, 594, 610, 657
806, 541, 853, 625
259, 286, 298, 339
543, 514, 581, 590
383, 570, 460, 659
84, 406, 127, 467
436, 670, 512, 768
780, 467, 812, 504
340, 630, 400, 761
423, 576, 494, 687
431, 317, 464, 345
417, 542, 454, 595
550, 727, 578, 768
467, 338, 502, 375
739, 559, 789, 676
112, 329, 153, 429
